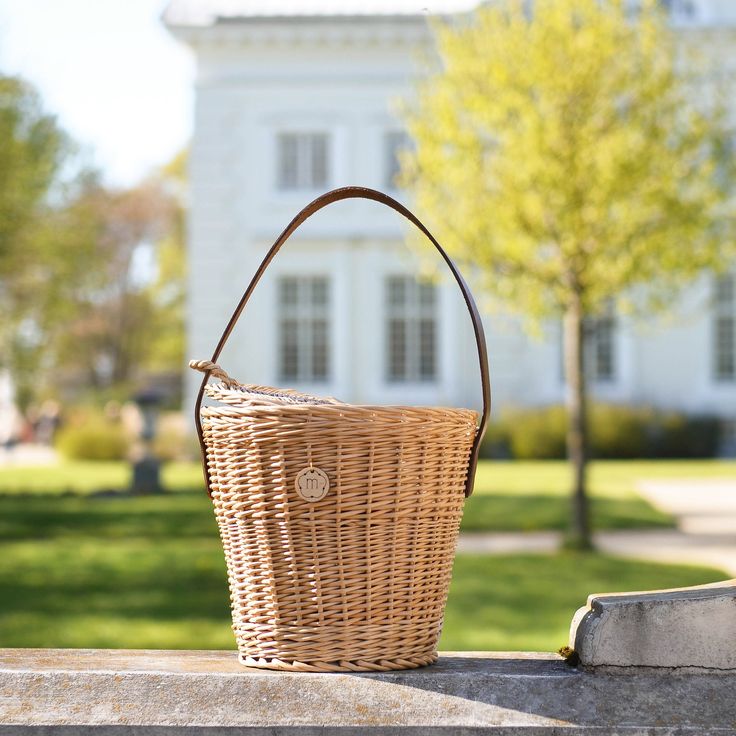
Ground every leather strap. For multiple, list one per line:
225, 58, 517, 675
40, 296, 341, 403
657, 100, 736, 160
194, 185, 491, 497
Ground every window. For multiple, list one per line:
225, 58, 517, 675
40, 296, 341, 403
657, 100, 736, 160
277, 133, 329, 191
278, 277, 330, 382
559, 305, 617, 384
386, 276, 437, 382
714, 275, 736, 381
384, 131, 410, 190
658, 0, 696, 20
587, 310, 616, 383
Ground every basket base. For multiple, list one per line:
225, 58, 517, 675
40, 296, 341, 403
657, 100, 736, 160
239, 651, 438, 672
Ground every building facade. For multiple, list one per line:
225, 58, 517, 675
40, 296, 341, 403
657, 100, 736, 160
165, 0, 736, 452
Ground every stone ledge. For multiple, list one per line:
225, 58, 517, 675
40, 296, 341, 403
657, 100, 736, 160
570, 579, 736, 672
2, 649, 736, 734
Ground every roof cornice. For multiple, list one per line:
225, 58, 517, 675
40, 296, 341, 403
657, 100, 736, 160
167, 17, 433, 50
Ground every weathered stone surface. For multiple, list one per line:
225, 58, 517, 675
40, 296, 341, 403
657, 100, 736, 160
2, 648, 736, 734
570, 578, 736, 672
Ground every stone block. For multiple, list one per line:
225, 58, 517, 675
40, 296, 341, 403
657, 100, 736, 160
2, 648, 736, 733
570, 578, 736, 672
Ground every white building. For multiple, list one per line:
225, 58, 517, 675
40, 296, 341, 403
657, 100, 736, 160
165, 0, 736, 452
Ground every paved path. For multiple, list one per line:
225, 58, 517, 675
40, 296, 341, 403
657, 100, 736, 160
0, 443, 57, 466
458, 478, 736, 577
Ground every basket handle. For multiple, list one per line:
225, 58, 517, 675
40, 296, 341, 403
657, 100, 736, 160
194, 186, 490, 498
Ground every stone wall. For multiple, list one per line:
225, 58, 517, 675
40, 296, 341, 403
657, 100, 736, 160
2, 581, 735, 734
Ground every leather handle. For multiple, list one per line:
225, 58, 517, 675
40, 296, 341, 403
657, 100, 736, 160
194, 185, 491, 497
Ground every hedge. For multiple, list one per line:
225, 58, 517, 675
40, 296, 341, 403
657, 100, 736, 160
480, 404, 721, 460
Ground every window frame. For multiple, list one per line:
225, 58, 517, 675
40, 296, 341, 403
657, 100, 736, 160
276, 131, 331, 192
713, 274, 736, 383
587, 309, 617, 384
384, 275, 438, 384
558, 304, 618, 385
277, 275, 331, 384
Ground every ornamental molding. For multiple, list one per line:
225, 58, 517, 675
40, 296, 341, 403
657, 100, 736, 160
169, 18, 432, 51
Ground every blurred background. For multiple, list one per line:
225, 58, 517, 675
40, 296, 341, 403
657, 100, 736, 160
0, 0, 734, 653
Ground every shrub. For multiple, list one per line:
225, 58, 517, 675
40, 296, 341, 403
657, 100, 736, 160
590, 406, 720, 459
506, 405, 568, 460
482, 403, 721, 460
56, 417, 131, 461
651, 413, 720, 459
478, 420, 512, 459
589, 404, 653, 459
152, 413, 199, 462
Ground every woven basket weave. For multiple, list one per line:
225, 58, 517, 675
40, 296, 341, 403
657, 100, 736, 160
191, 187, 490, 672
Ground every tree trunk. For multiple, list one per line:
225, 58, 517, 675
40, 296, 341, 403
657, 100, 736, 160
563, 296, 592, 550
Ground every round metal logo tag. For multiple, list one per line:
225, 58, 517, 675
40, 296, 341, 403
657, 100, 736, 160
295, 467, 330, 502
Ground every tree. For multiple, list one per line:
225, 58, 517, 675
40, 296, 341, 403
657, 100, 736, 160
52, 163, 185, 399
0, 73, 187, 410
0, 74, 78, 406
404, 0, 735, 548
143, 150, 187, 381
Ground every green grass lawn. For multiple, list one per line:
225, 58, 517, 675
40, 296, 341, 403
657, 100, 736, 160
443, 553, 725, 651
1, 458, 734, 531
463, 460, 726, 532
0, 489, 726, 651
0, 461, 200, 496
1, 458, 732, 652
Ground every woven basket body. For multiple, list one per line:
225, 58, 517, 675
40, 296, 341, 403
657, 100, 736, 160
192, 186, 490, 673
201, 401, 477, 671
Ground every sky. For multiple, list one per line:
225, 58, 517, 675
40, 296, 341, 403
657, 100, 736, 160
0, 0, 194, 186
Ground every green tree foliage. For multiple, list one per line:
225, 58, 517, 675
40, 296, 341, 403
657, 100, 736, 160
145, 150, 187, 378
0, 74, 80, 406
0, 76, 66, 281
405, 0, 736, 548
0, 72, 187, 410
52, 158, 187, 402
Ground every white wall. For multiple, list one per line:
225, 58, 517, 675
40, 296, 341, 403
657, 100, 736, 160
176, 11, 736, 437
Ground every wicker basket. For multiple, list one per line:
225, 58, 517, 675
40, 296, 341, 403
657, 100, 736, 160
191, 186, 490, 672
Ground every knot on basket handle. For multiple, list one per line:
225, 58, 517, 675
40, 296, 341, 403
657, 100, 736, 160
189, 360, 239, 388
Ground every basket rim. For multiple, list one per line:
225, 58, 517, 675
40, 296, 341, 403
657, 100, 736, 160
200, 403, 479, 418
